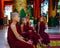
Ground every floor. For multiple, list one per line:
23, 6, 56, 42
45, 27, 60, 33
0, 27, 9, 48
0, 26, 60, 48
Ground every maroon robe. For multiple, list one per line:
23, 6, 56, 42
21, 22, 40, 45
39, 22, 50, 45
7, 24, 34, 48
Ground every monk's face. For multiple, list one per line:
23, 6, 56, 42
22, 18, 27, 24
40, 17, 44, 22
14, 13, 20, 22
38, 22, 40, 25
26, 18, 29, 22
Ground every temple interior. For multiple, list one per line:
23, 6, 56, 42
0, 0, 60, 48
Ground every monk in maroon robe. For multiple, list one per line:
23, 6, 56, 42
7, 12, 34, 48
20, 17, 40, 48
36, 16, 50, 47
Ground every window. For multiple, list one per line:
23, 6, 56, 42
4, 5, 12, 20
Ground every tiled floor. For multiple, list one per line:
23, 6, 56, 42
0, 26, 60, 48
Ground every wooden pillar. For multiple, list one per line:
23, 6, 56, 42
48, 0, 57, 27
36, 0, 40, 18
33, 0, 36, 19
33, 0, 40, 19
48, 0, 56, 17
33, 0, 40, 26
0, 0, 4, 29
0, 0, 4, 18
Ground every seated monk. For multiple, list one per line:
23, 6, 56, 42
7, 12, 34, 48
35, 16, 50, 48
20, 17, 40, 48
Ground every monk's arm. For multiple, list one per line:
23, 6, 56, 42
21, 24, 24, 32
10, 24, 26, 43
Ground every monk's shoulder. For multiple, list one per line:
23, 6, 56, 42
10, 23, 16, 29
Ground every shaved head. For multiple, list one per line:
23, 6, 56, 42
11, 12, 20, 22
11, 12, 19, 18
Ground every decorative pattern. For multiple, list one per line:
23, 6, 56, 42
14, 0, 26, 12
33, 40, 60, 48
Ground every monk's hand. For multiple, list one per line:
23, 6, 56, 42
22, 32, 26, 33
20, 36, 24, 39
33, 27, 35, 30
27, 40, 33, 45
38, 34, 40, 36
28, 30, 32, 32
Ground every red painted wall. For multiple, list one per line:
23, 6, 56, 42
0, 0, 4, 18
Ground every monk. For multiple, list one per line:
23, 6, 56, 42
7, 12, 34, 48
20, 17, 40, 48
36, 16, 50, 48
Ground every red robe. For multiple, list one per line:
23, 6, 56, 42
7, 24, 34, 48
36, 22, 50, 45
21, 22, 40, 45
